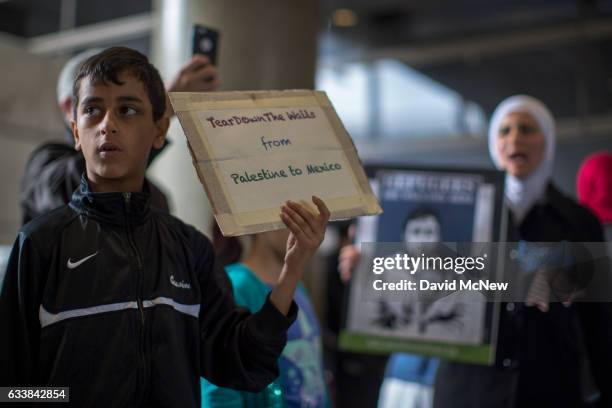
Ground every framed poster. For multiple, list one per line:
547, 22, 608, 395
169, 90, 382, 236
339, 164, 507, 365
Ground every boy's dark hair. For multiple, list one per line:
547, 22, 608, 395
72, 47, 166, 121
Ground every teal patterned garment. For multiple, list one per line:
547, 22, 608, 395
201, 263, 330, 408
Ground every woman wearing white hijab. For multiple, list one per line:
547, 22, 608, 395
488, 95, 556, 224
433, 95, 611, 408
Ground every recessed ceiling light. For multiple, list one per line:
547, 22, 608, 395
332, 9, 359, 28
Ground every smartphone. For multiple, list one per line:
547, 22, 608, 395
191, 24, 219, 66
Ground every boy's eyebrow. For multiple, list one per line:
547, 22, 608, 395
117, 95, 144, 104
81, 96, 103, 105
80, 95, 145, 106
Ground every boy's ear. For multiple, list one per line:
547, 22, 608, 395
71, 120, 81, 151
152, 115, 170, 150
59, 98, 73, 125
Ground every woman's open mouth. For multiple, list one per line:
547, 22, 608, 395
508, 152, 528, 165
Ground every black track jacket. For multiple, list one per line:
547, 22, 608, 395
0, 175, 297, 407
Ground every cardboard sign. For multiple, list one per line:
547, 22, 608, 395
169, 90, 381, 236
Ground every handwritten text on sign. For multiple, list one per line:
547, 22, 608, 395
196, 107, 358, 213
205, 109, 316, 128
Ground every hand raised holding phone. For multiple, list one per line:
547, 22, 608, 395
167, 55, 220, 93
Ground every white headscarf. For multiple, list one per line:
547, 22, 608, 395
488, 95, 556, 224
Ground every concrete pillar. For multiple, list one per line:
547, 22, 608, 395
149, 0, 318, 233
0, 37, 65, 243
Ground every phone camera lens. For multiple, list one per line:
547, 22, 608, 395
200, 38, 213, 52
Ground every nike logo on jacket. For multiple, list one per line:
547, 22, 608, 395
66, 251, 98, 269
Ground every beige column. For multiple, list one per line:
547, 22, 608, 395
149, 0, 318, 233
0, 39, 65, 243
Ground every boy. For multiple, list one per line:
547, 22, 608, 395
0, 47, 330, 407
21, 48, 219, 224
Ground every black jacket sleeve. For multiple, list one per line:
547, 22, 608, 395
0, 233, 45, 385
192, 230, 298, 392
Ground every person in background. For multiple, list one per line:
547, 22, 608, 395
377, 208, 443, 408
577, 151, 612, 242
433, 95, 612, 408
202, 221, 331, 407
339, 209, 442, 408
323, 222, 389, 408
20, 48, 219, 224
577, 152, 612, 404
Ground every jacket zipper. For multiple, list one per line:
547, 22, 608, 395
123, 192, 147, 405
